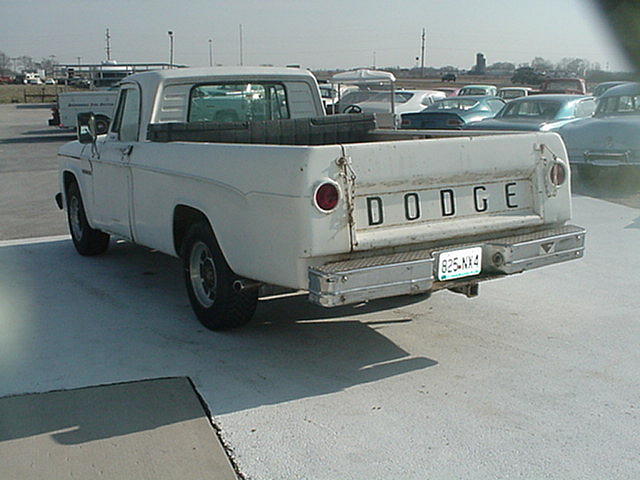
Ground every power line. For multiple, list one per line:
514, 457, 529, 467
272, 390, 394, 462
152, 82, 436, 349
420, 28, 426, 76
239, 24, 244, 66
105, 28, 112, 61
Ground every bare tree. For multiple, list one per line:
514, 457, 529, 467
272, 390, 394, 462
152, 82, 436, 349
487, 62, 515, 73
531, 57, 554, 72
0, 51, 11, 75
18, 55, 35, 71
556, 57, 589, 76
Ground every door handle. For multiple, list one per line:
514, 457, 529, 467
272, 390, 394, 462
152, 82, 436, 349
119, 145, 133, 156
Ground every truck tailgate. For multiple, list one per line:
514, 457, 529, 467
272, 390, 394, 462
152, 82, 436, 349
343, 132, 570, 251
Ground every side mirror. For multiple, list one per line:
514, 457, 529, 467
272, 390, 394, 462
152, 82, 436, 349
77, 112, 97, 144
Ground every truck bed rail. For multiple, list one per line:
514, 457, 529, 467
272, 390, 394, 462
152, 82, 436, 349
147, 114, 376, 145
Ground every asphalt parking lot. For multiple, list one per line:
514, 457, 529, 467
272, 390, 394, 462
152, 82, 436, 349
1, 104, 639, 479
0, 104, 72, 241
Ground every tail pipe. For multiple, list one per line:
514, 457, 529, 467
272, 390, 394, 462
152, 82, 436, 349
233, 278, 261, 293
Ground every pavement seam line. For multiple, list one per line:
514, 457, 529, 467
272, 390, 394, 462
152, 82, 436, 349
0, 234, 71, 247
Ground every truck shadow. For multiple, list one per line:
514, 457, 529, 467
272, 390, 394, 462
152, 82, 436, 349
1, 239, 438, 443
0, 135, 75, 144
0, 377, 206, 446
15, 103, 55, 109
22, 129, 73, 136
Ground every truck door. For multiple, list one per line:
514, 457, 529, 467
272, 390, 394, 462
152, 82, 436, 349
90, 84, 140, 239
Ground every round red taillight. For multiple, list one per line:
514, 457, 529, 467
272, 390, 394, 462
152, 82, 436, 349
315, 182, 340, 212
550, 163, 566, 186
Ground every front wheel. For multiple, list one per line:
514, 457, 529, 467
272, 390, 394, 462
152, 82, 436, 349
66, 181, 110, 256
181, 222, 258, 330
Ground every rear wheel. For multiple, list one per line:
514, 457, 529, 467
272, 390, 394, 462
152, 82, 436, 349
66, 181, 110, 256
181, 222, 258, 330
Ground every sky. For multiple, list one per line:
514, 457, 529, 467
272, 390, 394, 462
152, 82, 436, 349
0, 0, 632, 71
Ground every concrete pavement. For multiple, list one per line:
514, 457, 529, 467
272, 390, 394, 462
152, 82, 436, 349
1, 195, 638, 479
0, 378, 238, 480
1, 102, 639, 479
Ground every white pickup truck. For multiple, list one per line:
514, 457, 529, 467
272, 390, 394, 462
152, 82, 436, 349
56, 67, 585, 330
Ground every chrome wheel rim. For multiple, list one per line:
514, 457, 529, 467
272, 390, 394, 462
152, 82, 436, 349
189, 241, 216, 308
69, 195, 82, 241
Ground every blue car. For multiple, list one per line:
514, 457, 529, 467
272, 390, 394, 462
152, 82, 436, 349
592, 81, 631, 97
555, 82, 640, 178
465, 94, 597, 131
400, 96, 505, 129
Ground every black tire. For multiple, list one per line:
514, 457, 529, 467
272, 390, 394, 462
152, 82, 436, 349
181, 221, 258, 330
66, 181, 110, 256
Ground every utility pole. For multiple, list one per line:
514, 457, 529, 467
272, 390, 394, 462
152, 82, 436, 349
373, 51, 376, 69
420, 28, 426, 77
208, 39, 213, 67
76, 56, 82, 65
105, 28, 112, 61
239, 24, 244, 66
168, 31, 174, 68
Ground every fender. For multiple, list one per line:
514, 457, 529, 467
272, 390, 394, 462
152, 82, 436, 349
59, 160, 98, 231
171, 198, 235, 268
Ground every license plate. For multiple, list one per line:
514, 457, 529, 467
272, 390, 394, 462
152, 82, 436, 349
437, 247, 482, 281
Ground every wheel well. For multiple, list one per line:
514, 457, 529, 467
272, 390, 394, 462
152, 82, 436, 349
173, 205, 211, 256
63, 171, 77, 194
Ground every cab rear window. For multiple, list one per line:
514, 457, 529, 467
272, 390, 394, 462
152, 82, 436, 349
188, 83, 290, 123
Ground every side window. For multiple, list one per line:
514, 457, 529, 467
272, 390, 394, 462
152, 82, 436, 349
118, 87, 141, 142
487, 100, 505, 112
598, 97, 616, 115
110, 90, 127, 134
267, 84, 290, 119
575, 99, 596, 117
618, 96, 634, 112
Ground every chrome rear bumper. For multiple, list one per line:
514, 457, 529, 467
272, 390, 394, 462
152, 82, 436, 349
308, 225, 585, 307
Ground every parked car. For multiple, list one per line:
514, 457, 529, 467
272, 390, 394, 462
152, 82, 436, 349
498, 87, 533, 100
441, 73, 457, 82
555, 82, 640, 180
458, 85, 498, 96
435, 87, 461, 97
540, 78, 587, 95
334, 89, 384, 113
591, 81, 631, 97
341, 89, 446, 115
44, 78, 57, 85
400, 96, 505, 129
68, 78, 91, 89
465, 94, 597, 131
319, 83, 358, 113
